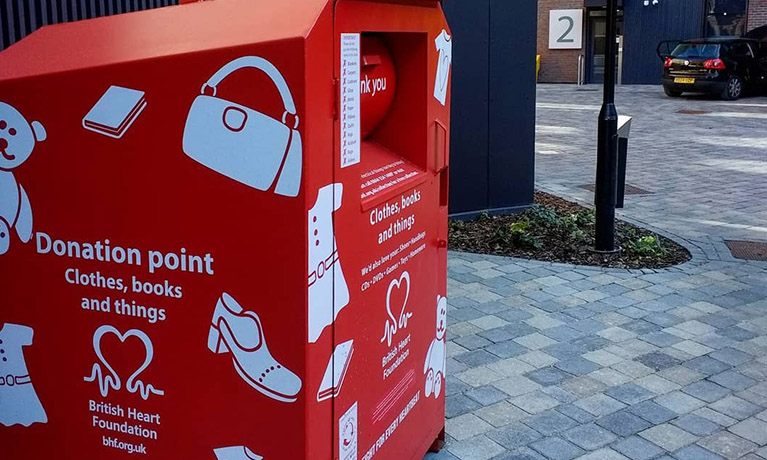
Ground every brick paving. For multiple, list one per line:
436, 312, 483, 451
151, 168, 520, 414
425, 86, 767, 460
535, 84, 767, 252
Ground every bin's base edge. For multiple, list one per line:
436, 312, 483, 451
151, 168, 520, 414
428, 428, 446, 453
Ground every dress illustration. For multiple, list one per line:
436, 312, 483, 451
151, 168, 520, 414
0, 323, 47, 427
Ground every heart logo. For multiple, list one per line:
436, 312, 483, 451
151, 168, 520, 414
84, 325, 164, 400
381, 271, 413, 347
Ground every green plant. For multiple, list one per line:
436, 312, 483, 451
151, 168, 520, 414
510, 221, 530, 234
629, 235, 667, 258
571, 209, 596, 226
508, 220, 542, 250
559, 214, 587, 244
623, 226, 639, 240
527, 205, 559, 228
449, 219, 466, 230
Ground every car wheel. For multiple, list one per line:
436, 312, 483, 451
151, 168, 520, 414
722, 76, 743, 100
664, 87, 682, 97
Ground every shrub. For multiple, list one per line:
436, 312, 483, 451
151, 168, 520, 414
629, 235, 666, 258
527, 205, 559, 228
509, 220, 542, 250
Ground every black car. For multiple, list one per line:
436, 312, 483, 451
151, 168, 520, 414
660, 37, 767, 100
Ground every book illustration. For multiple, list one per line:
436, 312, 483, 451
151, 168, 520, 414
82, 86, 147, 139
317, 339, 354, 402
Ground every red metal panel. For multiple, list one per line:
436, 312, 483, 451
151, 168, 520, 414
0, 0, 328, 80
0, 1, 449, 459
330, 2, 451, 460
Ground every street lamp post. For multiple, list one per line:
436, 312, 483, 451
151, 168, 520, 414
594, 0, 620, 253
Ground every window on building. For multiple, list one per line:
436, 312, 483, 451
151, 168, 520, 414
705, 0, 749, 37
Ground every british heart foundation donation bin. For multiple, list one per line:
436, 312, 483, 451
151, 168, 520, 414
0, 0, 452, 459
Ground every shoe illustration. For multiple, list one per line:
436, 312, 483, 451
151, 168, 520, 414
208, 293, 302, 403
214, 445, 263, 460
308, 183, 350, 343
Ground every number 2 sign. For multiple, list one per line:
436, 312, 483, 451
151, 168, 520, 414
549, 9, 583, 50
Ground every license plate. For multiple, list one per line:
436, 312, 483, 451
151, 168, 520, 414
674, 77, 695, 84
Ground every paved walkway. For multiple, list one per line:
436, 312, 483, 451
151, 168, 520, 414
426, 86, 767, 460
536, 85, 767, 253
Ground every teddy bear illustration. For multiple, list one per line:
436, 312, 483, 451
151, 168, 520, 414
423, 295, 447, 398
0, 102, 47, 254
0, 101, 46, 255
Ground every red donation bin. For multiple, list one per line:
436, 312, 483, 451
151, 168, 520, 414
0, 0, 452, 459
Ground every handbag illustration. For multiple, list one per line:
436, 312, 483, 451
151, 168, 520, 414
183, 56, 302, 197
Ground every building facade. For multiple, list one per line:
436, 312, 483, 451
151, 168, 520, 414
538, 0, 767, 85
444, 0, 538, 216
750, 0, 767, 30
1, 1, 180, 51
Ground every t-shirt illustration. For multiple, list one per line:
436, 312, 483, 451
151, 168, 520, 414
434, 30, 452, 106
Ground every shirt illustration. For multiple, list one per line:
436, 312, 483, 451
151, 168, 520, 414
434, 29, 452, 106
0, 323, 47, 427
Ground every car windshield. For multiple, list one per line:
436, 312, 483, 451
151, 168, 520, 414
671, 43, 721, 58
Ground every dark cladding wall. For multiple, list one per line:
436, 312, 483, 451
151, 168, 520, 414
622, 0, 705, 84
1, 0, 179, 51
444, 0, 537, 217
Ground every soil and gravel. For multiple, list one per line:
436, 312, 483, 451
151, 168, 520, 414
449, 192, 691, 269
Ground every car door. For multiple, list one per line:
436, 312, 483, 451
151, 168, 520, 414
753, 43, 767, 89
728, 41, 755, 86
742, 42, 767, 89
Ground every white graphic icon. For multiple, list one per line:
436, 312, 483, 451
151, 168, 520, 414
82, 86, 147, 139
424, 295, 447, 398
208, 293, 302, 403
84, 325, 165, 400
214, 446, 263, 460
434, 30, 452, 106
339, 402, 358, 460
308, 183, 349, 343
183, 56, 302, 197
0, 101, 45, 255
381, 272, 413, 348
0, 323, 47, 427
317, 339, 353, 402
